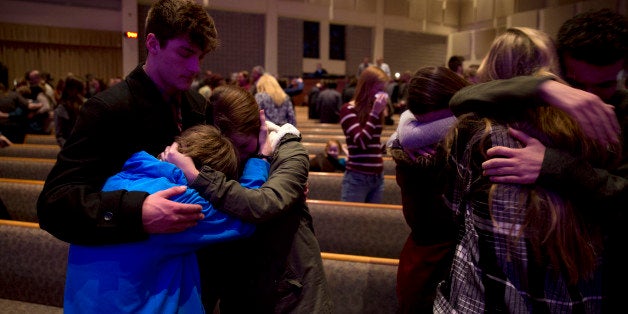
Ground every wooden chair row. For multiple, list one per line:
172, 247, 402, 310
299, 126, 395, 137
0, 144, 60, 159
24, 134, 58, 145
308, 172, 401, 205
6, 143, 396, 174
23, 130, 397, 145
1, 155, 399, 189
0, 178, 407, 258
0, 219, 399, 313
0, 157, 55, 181
301, 133, 391, 145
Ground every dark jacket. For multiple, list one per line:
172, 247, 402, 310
309, 153, 345, 173
316, 88, 342, 123
36, 64, 207, 245
192, 134, 333, 314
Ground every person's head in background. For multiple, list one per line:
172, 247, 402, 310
325, 140, 342, 159
557, 9, 628, 103
143, 0, 218, 95
406, 66, 470, 116
447, 56, 465, 77
353, 66, 389, 124
175, 124, 238, 180
476, 27, 560, 84
256, 73, 289, 105
25, 69, 42, 87
250, 66, 265, 83
236, 70, 250, 88
207, 84, 261, 172
61, 75, 86, 102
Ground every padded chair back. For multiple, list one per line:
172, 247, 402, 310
307, 172, 401, 205
0, 144, 60, 159
308, 200, 408, 258
322, 252, 399, 314
0, 178, 43, 222
0, 157, 54, 181
0, 220, 68, 309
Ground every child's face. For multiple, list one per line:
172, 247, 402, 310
326, 144, 339, 158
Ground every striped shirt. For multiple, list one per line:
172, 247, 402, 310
339, 102, 383, 175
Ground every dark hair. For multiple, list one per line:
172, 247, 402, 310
406, 66, 469, 115
557, 8, 628, 68
145, 0, 218, 54
447, 56, 464, 72
61, 75, 85, 101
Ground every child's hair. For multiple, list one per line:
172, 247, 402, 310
175, 124, 238, 180
324, 139, 342, 157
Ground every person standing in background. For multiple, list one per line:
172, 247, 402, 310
255, 73, 297, 126
357, 56, 373, 77
249, 65, 265, 95
447, 55, 465, 78
340, 66, 388, 203
376, 57, 391, 78
313, 62, 328, 77
316, 79, 343, 123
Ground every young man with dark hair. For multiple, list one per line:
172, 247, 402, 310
37, 0, 219, 245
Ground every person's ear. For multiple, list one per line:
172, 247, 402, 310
146, 33, 160, 54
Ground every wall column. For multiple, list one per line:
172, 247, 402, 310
122, 0, 138, 77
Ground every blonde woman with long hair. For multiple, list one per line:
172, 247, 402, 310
435, 27, 621, 313
254, 73, 296, 126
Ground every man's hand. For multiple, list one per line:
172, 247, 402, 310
482, 128, 545, 184
539, 80, 620, 145
142, 186, 203, 233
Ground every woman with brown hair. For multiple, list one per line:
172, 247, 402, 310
340, 65, 389, 203
388, 66, 469, 313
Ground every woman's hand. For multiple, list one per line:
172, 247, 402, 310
258, 110, 273, 156
372, 91, 389, 115
161, 142, 200, 183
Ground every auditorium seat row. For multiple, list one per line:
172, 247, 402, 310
0, 178, 407, 259
0, 157, 401, 203
308, 172, 401, 205
0, 215, 401, 313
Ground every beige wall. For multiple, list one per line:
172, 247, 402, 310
449, 0, 628, 68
